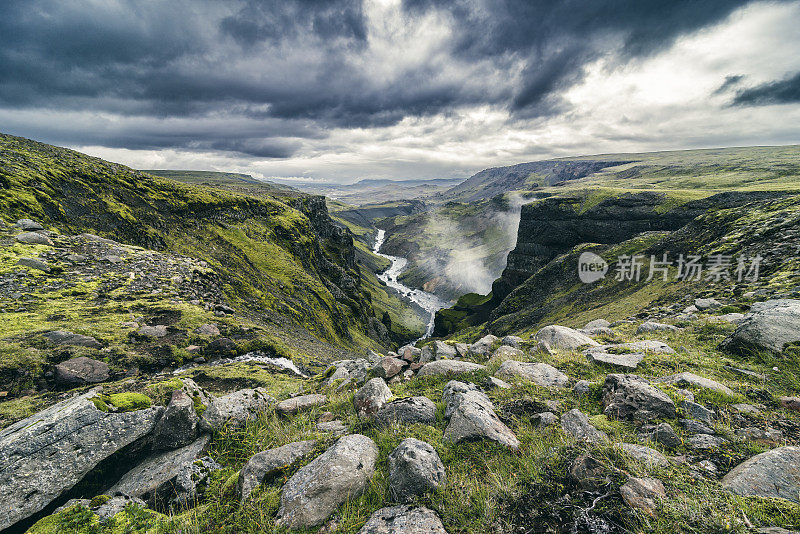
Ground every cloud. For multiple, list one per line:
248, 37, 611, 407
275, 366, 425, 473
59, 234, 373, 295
0, 0, 798, 182
732, 71, 800, 105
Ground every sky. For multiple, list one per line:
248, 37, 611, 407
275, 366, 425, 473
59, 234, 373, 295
1, 0, 799, 184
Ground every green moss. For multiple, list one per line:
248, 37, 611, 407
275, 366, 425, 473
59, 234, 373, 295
92, 393, 152, 412
89, 495, 111, 508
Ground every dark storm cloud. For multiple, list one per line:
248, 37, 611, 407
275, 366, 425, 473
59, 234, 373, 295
402, 0, 755, 112
0, 0, 777, 157
732, 71, 800, 105
220, 0, 367, 46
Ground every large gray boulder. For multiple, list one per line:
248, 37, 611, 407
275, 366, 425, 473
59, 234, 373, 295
276, 434, 378, 528
357, 505, 447, 534
274, 393, 327, 416
468, 334, 499, 357
152, 390, 200, 450
375, 396, 437, 427
55, 356, 110, 386
602, 374, 676, 421
490, 345, 526, 363
354, 378, 392, 418
433, 340, 457, 359
323, 359, 371, 388
442, 381, 519, 450
388, 438, 446, 502
16, 218, 44, 231
617, 443, 669, 467
723, 300, 800, 353
200, 388, 274, 431
495, 360, 568, 387
16, 231, 53, 245
534, 325, 599, 350
417, 360, 486, 377
238, 440, 317, 501
585, 350, 644, 370
107, 435, 210, 506
0, 389, 162, 530
722, 447, 800, 503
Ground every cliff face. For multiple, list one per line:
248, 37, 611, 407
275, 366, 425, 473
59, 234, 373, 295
493, 192, 703, 300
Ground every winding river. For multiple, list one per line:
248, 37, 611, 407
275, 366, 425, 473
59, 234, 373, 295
372, 229, 451, 339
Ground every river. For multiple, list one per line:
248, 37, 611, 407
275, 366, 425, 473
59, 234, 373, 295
372, 229, 451, 339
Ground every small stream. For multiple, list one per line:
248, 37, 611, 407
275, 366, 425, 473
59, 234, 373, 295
372, 229, 450, 339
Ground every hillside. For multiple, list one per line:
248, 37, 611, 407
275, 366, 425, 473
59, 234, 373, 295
0, 133, 431, 399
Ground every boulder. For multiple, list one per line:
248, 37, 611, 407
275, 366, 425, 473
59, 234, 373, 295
570, 453, 608, 489
621, 340, 675, 354
357, 506, 447, 534
107, 435, 210, 507
43, 330, 102, 348
442, 381, 519, 449
490, 345, 525, 362
484, 376, 512, 390
534, 325, 599, 350
620, 477, 665, 515
602, 374, 676, 421
17, 257, 50, 271
276, 434, 378, 529
657, 372, 734, 396
238, 440, 317, 501
468, 334, 499, 357
274, 393, 327, 416
680, 400, 714, 425
533, 412, 559, 428
373, 357, 405, 379
0, 389, 162, 531
375, 396, 437, 427
722, 300, 800, 353
354, 378, 392, 418
152, 390, 199, 450
638, 423, 681, 449
680, 419, 714, 435
417, 360, 486, 377
560, 409, 608, 444
635, 321, 678, 334
15, 218, 44, 231
388, 438, 446, 502
15, 231, 53, 245
200, 388, 274, 430
501, 335, 524, 348
617, 443, 669, 467
717, 313, 746, 324
419, 345, 435, 364
433, 340, 457, 359
585, 350, 644, 370
584, 319, 611, 330
694, 298, 722, 310
495, 361, 568, 387
779, 397, 800, 412
722, 447, 800, 502
196, 323, 220, 336
55, 356, 110, 386
323, 359, 371, 388
138, 325, 168, 338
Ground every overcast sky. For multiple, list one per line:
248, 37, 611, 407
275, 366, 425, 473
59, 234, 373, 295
2, 0, 799, 184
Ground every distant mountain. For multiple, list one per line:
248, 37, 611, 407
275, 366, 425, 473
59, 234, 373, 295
440, 145, 800, 202
288, 177, 464, 205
